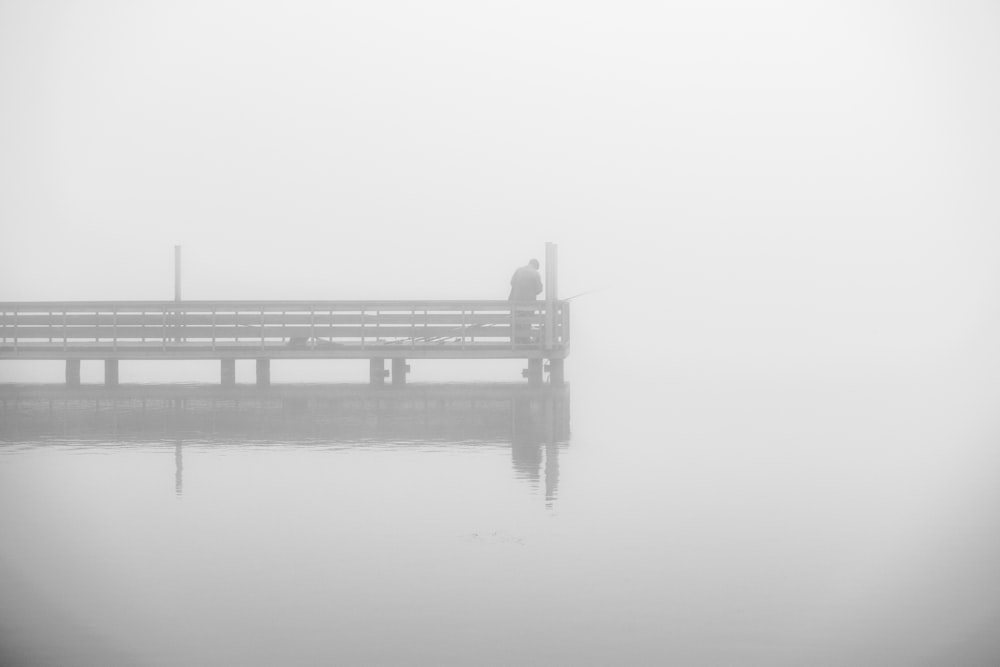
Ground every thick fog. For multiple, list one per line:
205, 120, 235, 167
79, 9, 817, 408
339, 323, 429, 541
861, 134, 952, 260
2, 1, 999, 379
2, 2, 1000, 665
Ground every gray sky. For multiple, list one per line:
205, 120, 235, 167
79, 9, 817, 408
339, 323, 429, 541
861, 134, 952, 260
2, 5, 1000, 661
1, 0, 999, 376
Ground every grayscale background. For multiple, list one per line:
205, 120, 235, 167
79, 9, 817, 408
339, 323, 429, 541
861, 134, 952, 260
1, 1, 999, 665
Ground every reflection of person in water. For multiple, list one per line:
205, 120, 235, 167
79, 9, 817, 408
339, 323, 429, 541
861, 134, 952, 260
509, 259, 543, 344
508, 259, 543, 302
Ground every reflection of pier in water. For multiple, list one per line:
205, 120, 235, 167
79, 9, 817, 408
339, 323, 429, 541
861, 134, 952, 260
0, 384, 570, 502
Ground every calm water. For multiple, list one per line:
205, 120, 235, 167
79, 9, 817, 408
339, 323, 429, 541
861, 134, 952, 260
1, 368, 999, 666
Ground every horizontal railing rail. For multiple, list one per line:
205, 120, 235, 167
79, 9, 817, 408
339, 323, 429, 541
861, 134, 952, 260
0, 300, 569, 358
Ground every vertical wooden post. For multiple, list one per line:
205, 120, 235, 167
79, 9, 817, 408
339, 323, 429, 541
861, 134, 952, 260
391, 358, 409, 386
221, 359, 236, 386
256, 359, 270, 386
174, 245, 182, 302
173, 246, 182, 345
370, 358, 386, 386
66, 359, 81, 386
547, 358, 565, 386
545, 242, 558, 301
104, 359, 119, 387
527, 358, 543, 386
544, 242, 557, 351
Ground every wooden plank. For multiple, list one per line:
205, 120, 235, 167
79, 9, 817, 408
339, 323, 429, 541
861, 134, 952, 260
0, 299, 536, 312
0, 344, 559, 361
7, 312, 542, 327
8, 325, 518, 339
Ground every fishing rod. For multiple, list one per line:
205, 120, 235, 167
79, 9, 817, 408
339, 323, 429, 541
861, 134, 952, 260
563, 288, 605, 301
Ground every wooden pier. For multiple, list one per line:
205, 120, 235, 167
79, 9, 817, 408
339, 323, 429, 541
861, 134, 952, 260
0, 299, 570, 386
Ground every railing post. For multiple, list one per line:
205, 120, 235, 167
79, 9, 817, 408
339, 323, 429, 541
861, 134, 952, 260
563, 301, 570, 346
510, 306, 516, 350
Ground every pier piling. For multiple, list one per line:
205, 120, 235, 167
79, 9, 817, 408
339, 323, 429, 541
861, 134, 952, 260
391, 359, 410, 386
526, 359, 543, 386
66, 359, 80, 386
104, 360, 119, 387
256, 359, 270, 386
221, 359, 236, 386
370, 358, 387, 386
547, 359, 565, 387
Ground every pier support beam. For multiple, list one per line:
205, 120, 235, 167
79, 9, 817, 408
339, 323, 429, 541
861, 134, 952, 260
66, 359, 81, 386
370, 358, 387, 386
221, 359, 236, 386
526, 358, 543, 386
547, 359, 565, 387
104, 360, 119, 387
256, 359, 270, 387
391, 359, 410, 387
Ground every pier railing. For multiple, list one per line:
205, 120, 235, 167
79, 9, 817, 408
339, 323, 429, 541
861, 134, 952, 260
0, 300, 570, 360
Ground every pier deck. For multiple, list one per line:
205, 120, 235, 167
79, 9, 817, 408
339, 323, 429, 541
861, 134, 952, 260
0, 300, 570, 385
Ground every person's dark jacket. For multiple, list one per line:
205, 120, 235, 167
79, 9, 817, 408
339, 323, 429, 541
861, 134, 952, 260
508, 265, 543, 301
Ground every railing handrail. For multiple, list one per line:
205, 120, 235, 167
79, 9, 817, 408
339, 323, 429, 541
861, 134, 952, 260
0, 299, 561, 311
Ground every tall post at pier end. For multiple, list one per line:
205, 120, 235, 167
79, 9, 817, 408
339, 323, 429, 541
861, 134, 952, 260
66, 359, 81, 386
547, 358, 565, 386
527, 358, 543, 386
544, 242, 557, 351
255, 359, 270, 386
174, 245, 182, 302
543, 242, 563, 385
221, 359, 236, 386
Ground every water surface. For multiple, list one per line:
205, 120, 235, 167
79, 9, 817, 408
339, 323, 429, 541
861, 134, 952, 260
1, 375, 998, 666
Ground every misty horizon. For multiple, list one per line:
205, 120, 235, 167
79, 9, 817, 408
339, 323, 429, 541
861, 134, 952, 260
2, 2, 1000, 665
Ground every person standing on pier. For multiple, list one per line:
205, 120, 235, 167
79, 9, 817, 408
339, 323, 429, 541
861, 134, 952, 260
508, 259, 543, 302
509, 259, 543, 344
